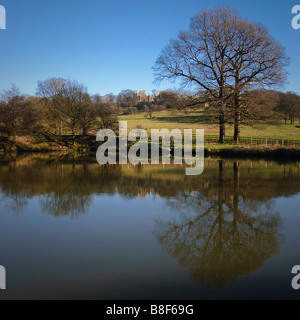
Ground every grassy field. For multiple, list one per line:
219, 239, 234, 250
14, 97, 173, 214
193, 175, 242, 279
119, 110, 300, 141
1, 109, 300, 156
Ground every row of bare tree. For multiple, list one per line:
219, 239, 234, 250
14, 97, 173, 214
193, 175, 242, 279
0, 81, 299, 149
0, 80, 120, 146
0, 80, 195, 147
172, 88, 300, 129
0, 7, 296, 146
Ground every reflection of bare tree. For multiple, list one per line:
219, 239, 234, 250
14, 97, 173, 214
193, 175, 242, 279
0, 158, 123, 218
155, 161, 282, 288
0, 155, 299, 227
0, 161, 28, 215
41, 192, 91, 219
40, 163, 92, 218
39, 163, 123, 218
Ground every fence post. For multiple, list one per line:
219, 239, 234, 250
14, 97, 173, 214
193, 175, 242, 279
266, 138, 268, 146
282, 139, 284, 147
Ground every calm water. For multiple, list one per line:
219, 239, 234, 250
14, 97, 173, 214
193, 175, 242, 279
0, 155, 300, 300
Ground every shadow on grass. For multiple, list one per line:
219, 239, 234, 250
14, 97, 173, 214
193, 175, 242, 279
151, 113, 215, 125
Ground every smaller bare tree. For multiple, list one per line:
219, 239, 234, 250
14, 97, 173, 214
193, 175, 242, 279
37, 78, 97, 141
0, 85, 36, 149
227, 20, 289, 141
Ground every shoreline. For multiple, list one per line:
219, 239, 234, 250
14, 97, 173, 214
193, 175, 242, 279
204, 144, 300, 160
1, 134, 300, 161
1, 144, 300, 162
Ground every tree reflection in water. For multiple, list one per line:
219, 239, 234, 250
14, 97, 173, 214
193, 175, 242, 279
0, 156, 123, 218
0, 155, 299, 287
155, 161, 283, 288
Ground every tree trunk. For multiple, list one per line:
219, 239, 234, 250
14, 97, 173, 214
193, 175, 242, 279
290, 114, 296, 125
218, 83, 226, 144
10, 133, 17, 153
71, 128, 75, 146
12, 134, 16, 147
219, 113, 225, 144
233, 88, 241, 143
234, 111, 241, 143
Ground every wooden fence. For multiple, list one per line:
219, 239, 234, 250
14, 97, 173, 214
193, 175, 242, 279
205, 134, 300, 147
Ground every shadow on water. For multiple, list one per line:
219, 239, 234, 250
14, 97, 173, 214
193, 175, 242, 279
0, 154, 300, 288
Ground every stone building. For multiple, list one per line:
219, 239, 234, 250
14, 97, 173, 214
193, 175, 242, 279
133, 90, 158, 103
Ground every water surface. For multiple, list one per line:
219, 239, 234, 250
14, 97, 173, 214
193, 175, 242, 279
0, 155, 299, 299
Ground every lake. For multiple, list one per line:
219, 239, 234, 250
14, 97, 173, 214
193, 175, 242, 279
0, 154, 300, 300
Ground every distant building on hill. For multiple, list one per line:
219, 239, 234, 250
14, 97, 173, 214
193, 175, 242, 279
133, 90, 159, 103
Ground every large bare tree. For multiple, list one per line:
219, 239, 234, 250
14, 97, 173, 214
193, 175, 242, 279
154, 7, 237, 143
154, 7, 289, 143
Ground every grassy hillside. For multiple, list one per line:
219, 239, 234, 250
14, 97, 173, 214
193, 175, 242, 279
119, 110, 300, 140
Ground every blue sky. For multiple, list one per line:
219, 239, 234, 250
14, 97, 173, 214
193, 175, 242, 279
0, 0, 299, 96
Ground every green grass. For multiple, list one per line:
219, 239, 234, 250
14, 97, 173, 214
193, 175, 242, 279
119, 110, 300, 140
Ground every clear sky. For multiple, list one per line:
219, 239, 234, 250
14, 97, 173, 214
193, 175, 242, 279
0, 0, 299, 96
